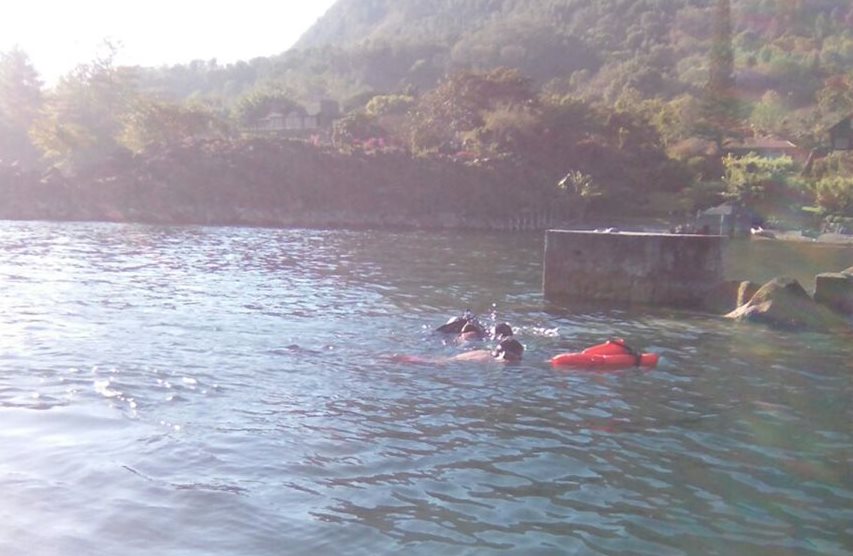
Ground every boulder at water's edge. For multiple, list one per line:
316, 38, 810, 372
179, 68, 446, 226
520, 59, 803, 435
703, 280, 761, 314
725, 277, 850, 331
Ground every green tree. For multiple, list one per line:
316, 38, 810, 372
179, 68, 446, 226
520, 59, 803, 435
816, 72, 853, 116
468, 105, 542, 158
709, 0, 734, 95
407, 68, 536, 154
750, 90, 788, 135
695, 0, 740, 150
364, 94, 415, 146
30, 41, 138, 171
722, 153, 795, 204
0, 48, 43, 167
331, 112, 386, 151
364, 94, 415, 118
811, 175, 853, 216
119, 98, 228, 152
233, 88, 299, 126
557, 170, 603, 221
809, 152, 853, 215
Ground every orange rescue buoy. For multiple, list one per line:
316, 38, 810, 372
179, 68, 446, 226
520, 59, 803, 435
551, 338, 659, 370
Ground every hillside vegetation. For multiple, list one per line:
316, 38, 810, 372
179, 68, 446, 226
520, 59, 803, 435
0, 0, 851, 229
153, 1, 853, 125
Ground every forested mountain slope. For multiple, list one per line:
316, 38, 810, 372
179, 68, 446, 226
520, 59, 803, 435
125, 0, 853, 134
290, 0, 852, 102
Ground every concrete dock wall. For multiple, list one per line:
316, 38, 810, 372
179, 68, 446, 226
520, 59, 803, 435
543, 230, 725, 308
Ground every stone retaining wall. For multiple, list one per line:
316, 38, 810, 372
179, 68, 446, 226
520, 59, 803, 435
543, 230, 725, 308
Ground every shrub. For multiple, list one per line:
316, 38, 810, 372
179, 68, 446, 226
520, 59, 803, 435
722, 153, 795, 203
811, 175, 853, 216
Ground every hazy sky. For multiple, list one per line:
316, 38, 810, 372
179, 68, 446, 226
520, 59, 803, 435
0, 0, 338, 82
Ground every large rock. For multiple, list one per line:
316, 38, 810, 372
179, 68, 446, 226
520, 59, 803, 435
703, 280, 761, 314
814, 272, 853, 315
726, 277, 850, 331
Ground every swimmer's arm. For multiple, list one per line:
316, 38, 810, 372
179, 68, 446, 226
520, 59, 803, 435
448, 350, 493, 362
389, 350, 494, 365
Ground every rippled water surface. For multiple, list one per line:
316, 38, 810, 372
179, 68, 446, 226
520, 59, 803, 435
0, 221, 851, 556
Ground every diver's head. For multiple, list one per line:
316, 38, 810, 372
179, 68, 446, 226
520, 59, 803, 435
436, 311, 478, 334
459, 321, 485, 338
492, 322, 513, 340
436, 315, 466, 334
492, 338, 524, 361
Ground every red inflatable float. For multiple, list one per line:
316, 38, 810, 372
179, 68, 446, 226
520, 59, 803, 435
551, 338, 659, 370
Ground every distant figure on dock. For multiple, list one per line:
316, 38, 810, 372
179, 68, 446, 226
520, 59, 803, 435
751, 226, 776, 239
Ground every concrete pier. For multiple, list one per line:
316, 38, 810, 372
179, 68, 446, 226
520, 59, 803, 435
814, 271, 853, 315
543, 230, 725, 308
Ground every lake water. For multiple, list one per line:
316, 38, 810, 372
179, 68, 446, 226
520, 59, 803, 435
0, 221, 851, 556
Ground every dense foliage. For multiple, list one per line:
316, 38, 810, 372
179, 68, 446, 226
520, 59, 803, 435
1, 0, 852, 226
